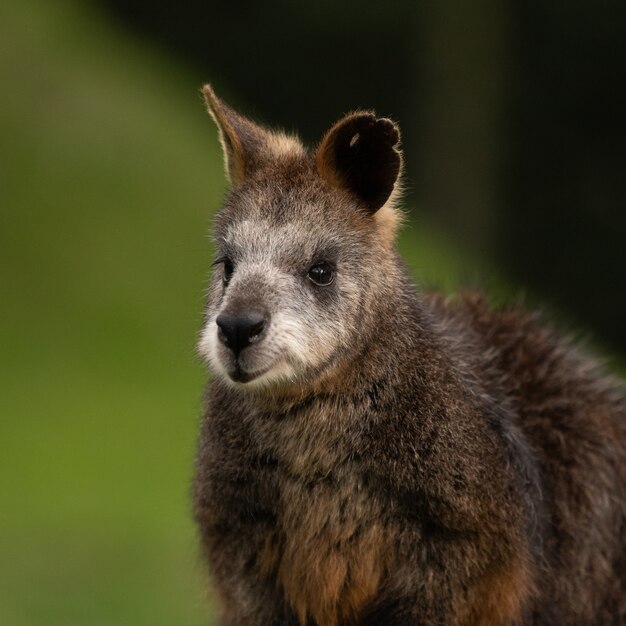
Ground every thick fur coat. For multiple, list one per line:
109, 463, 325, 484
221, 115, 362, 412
194, 85, 626, 626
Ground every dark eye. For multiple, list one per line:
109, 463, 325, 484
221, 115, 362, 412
214, 256, 234, 285
308, 262, 335, 286
222, 258, 234, 284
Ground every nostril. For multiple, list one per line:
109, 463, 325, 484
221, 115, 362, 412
215, 313, 234, 347
247, 316, 265, 341
216, 325, 228, 346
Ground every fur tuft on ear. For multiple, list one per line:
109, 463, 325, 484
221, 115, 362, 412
202, 84, 268, 186
316, 112, 403, 213
202, 85, 305, 187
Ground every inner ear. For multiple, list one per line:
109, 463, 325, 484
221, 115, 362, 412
317, 113, 402, 213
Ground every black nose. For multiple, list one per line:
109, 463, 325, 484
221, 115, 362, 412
216, 312, 267, 356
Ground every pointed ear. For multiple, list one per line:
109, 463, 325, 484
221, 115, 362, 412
316, 112, 402, 213
202, 84, 271, 186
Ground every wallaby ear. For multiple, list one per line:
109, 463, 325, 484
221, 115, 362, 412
202, 84, 270, 186
316, 112, 402, 213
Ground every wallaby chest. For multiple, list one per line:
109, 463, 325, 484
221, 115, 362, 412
245, 402, 393, 626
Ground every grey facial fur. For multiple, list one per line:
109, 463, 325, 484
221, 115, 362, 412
198, 173, 394, 389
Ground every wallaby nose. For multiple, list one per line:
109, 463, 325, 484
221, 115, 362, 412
216, 312, 267, 356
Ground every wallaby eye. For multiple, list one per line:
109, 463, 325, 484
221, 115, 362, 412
214, 256, 234, 285
222, 259, 234, 284
308, 262, 335, 286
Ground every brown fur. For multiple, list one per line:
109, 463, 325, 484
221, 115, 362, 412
463, 559, 533, 626
194, 86, 626, 626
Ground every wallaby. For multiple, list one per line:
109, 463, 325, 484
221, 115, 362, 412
194, 85, 626, 626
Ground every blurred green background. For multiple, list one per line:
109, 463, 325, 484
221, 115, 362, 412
0, 0, 623, 624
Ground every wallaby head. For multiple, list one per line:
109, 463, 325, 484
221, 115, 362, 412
198, 85, 404, 390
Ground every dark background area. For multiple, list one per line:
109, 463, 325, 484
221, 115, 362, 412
102, 0, 626, 351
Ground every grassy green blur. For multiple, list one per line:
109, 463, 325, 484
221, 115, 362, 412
0, 1, 503, 625
1, 0, 221, 623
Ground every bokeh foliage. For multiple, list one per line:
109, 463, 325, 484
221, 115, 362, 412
1, 0, 217, 623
